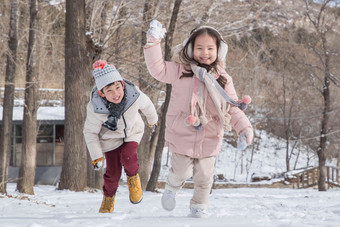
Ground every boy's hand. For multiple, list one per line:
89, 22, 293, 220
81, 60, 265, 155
147, 20, 166, 43
92, 157, 104, 171
237, 128, 253, 151
149, 123, 158, 132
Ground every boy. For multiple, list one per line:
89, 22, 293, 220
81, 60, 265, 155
83, 60, 158, 213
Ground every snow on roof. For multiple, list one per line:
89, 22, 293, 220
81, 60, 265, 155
0, 106, 64, 121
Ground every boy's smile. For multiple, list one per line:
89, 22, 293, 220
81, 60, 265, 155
100, 81, 125, 104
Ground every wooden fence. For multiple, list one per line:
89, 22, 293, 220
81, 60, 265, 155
288, 166, 340, 189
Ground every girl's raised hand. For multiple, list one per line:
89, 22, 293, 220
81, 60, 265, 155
147, 20, 166, 43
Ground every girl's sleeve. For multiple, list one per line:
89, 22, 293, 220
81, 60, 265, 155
223, 73, 253, 135
83, 103, 104, 161
144, 43, 184, 84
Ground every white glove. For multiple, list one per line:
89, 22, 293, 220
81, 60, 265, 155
147, 20, 166, 42
237, 128, 253, 151
92, 157, 103, 171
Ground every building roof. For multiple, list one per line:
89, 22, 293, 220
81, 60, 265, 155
0, 106, 64, 123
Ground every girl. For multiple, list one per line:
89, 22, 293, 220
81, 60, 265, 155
84, 60, 158, 213
144, 21, 253, 218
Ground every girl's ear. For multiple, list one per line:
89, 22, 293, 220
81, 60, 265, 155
97, 90, 105, 97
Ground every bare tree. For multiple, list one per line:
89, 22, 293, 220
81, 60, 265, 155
271, 36, 305, 172
16, 0, 41, 195
58, 0, 89, 191
113, 3, 127, 59
199, 0, 218, 24
85, 9, 104, 190
86, 152, 103, 189
137, 0, 161, 190
146, 0, 183, 192
1, 0, 10, 18
303, 0, 340, 191
0, 0, 18, 194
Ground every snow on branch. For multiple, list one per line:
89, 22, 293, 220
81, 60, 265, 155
328, 73, 340, 87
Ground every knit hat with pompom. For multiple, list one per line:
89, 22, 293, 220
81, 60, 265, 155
92, 60, 123, 91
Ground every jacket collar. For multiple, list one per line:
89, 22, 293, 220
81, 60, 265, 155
91, 79, 140, 114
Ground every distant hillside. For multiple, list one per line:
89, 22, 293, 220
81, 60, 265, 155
158, 130, 322, 184
210, 0, 340, 37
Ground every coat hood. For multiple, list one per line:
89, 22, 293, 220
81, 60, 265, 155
90, 79, 140, 114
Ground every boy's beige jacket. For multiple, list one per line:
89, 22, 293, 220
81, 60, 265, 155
144, 43, 252, 159
83, 83, 158, 161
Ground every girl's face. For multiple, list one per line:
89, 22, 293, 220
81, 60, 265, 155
101, 82, 124, 104
193, 33, 217, 65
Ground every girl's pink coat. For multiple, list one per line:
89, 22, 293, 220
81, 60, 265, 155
144, 43, 252, 158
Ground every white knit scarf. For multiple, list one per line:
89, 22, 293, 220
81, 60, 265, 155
185, 64, 232, 131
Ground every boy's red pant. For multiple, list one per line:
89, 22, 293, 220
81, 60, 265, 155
103, 141, 139, 197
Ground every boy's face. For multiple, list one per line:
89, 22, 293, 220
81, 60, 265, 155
100, 82, 125, 104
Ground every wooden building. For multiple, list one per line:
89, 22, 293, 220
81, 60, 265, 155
0, 106, 65, 167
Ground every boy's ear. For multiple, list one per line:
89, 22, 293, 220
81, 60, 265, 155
97, 90, 105, 97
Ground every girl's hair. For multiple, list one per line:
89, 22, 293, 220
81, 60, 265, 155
179, 26, 227, 87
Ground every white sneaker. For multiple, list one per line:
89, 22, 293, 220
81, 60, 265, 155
161, 188, 177, 211
189, 205, 210, 218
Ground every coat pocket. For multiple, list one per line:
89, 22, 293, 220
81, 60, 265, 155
204, 117, 223, 138
167, 112, 196, 136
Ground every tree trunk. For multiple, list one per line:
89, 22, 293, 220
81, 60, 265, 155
137, 0, 160, 190
282, 73, 290, 172
303, 0, 339, 191
85, 9, 103, 190
16, 0, 40, 195
114, 3, 127, 60
0, 0, 18, 194
200, 0, 218, 24
318, 90, 329, 191
1, 0, 10, 17
86, 152, 103, 189
146, 0, 182, 192
58, 0, 88, 191
318, 36, 331, 191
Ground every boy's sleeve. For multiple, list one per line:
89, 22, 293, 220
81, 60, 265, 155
83, 102, 104, 161
137, 89, 158, 126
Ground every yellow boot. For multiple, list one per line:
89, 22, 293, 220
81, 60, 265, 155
99, 195, 115, 213
127, 173, 143, 204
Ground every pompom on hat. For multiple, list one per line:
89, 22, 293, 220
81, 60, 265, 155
92, 59, 123, 91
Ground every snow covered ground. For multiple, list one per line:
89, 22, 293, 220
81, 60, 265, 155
1, 130, 339, 226
1, 183, 340, 227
